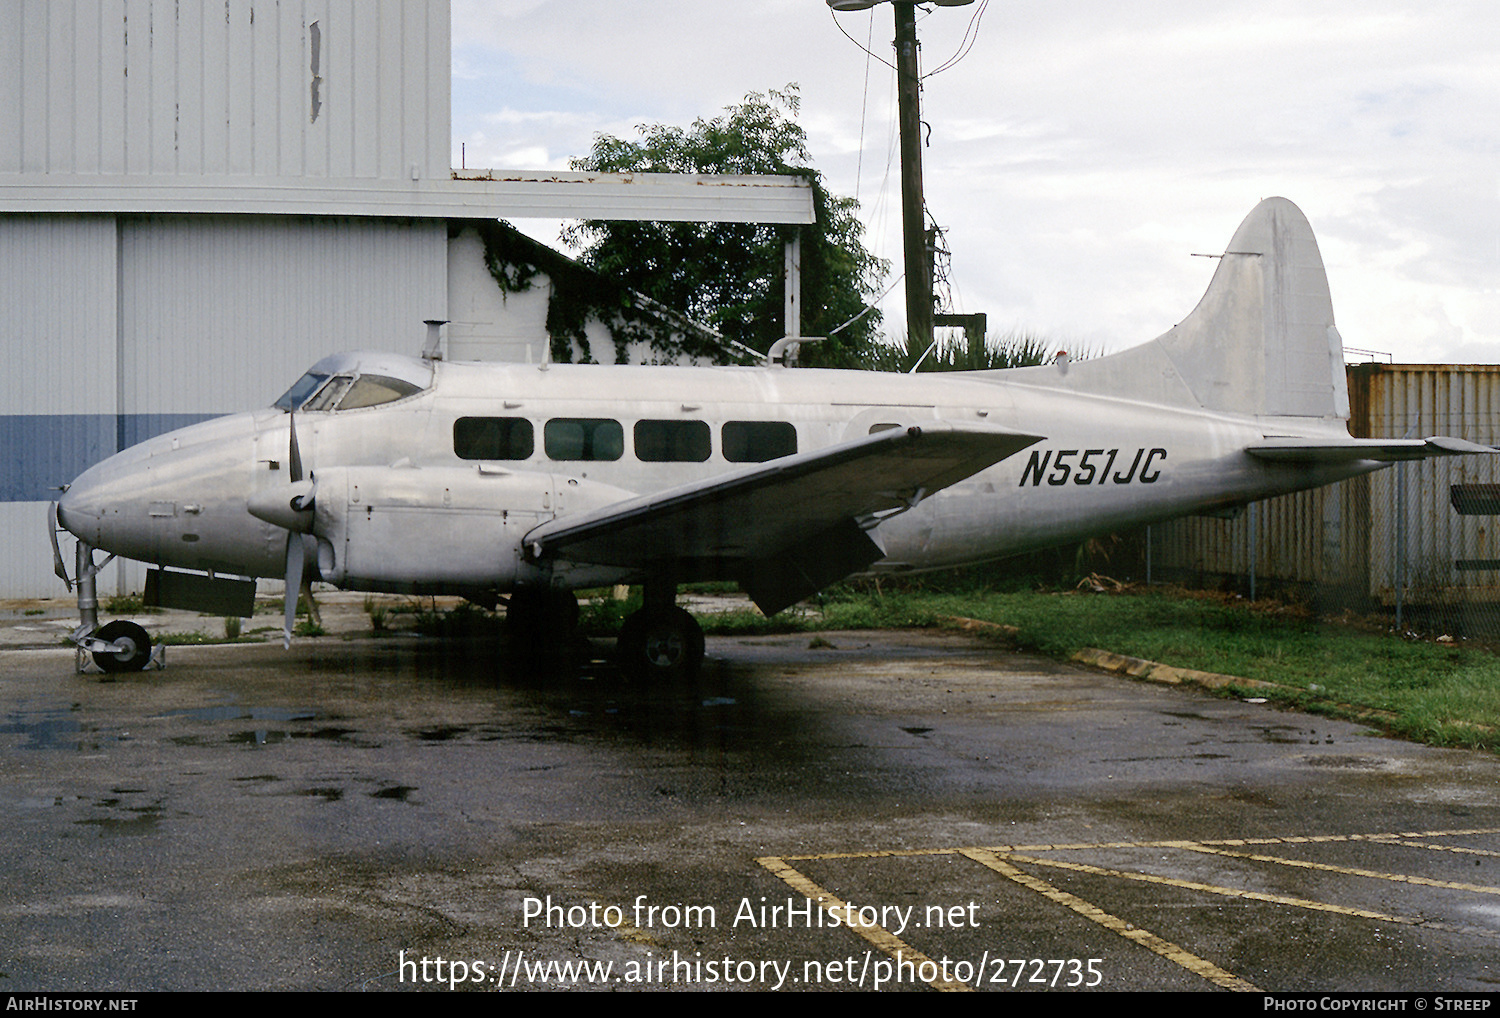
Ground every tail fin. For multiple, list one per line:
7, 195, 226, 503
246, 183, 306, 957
1008, 197, 1350, 421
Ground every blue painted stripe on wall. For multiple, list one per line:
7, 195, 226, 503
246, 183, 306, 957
2, 414, 221, 503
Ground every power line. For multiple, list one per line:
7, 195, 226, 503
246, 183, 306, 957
925, 0, 991, 78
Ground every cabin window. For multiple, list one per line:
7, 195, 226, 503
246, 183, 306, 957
545, 418, 624, 461
454, 417, 534, 460
722, 421, 797, 463
634, 420, 711, 463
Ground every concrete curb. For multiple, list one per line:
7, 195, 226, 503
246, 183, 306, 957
1068, 646, 1284, 693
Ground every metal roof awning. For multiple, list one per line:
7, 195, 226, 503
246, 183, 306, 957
0, 170, 816, 224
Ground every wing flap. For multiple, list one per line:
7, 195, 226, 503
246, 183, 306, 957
525, 422, 1042, 604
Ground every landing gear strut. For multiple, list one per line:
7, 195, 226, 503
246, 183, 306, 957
55, 534, 160, 674
616, 582, 704, 680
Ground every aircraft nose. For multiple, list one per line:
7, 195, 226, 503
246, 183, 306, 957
51, 412, 279, 575
55, 460, 112, 546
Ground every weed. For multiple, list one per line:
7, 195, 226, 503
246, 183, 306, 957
104, 593, 161, 615
412, 601, 500, 638
364, 597, 389, 632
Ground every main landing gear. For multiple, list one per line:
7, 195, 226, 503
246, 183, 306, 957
503, 583, 706, 680
615, 583, 705, 681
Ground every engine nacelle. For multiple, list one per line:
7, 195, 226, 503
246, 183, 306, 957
310, 464, 632, 593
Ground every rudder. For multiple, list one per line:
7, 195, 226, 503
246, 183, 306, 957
1158, 196, 1348, 419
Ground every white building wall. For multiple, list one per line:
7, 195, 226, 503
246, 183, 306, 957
446, 225, 552, 364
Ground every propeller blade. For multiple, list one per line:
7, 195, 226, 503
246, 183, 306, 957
283, 531, 305, 650
292, 477, 316, 514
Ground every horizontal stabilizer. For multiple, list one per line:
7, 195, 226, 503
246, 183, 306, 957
1247, 437, 1496, 463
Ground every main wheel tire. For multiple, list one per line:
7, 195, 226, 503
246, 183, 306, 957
92, 620, 153, 673
617, 606, 704, 681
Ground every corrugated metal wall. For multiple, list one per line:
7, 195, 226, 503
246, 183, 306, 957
119, 214, 447, 412
1, 212, 447, 598
0, 0, 449, 181
1153, 365, 1500, 629
1, 215, 119, 595
1362, 366, 1500, 607
1, 0, 455, 597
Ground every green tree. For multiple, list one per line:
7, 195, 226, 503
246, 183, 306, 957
562, 87, 888, 367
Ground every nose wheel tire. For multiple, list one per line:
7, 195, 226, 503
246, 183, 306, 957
617, 606, 704, 681
92, 620, 153, 673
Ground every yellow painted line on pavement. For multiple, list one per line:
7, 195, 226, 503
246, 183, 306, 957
1170, 841, 1500, 895
1364, 836, 1500, 859
1007, 851, 1413, 923
1004, 852, 1500, 939
754, 827, 1500, 991
757, 855, 973, 992
768, 827, 1500, 863
960, 848, 1260, 992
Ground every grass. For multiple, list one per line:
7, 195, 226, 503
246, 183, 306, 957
104, 594, 161, 615
155, 631, 263, 646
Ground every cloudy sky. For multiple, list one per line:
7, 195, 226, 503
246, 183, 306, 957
450, 0, 1498, 364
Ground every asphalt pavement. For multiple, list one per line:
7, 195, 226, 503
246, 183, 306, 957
2, 596, 1498, 992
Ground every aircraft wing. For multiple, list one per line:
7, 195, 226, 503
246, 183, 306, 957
1248, 436, 1495, 463
524, 422, 1043, 615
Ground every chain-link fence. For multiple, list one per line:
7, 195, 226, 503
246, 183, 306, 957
1138, 366, 1500, 637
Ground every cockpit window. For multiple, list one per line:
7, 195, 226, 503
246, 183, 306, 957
275, 353, 433, 412
338, 375, 423, 410
274, 372, 424, 412
274, 372, 329, 411
301, 375, 353, 412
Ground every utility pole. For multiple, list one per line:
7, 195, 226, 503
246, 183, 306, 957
828, 0, 974, 353
894, 2, 931, 354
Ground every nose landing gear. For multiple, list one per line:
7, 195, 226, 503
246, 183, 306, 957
89, 619, 155, 674
53, 524, 163, 674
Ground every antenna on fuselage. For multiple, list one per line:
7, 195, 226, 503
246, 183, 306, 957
421, 319, 448, 362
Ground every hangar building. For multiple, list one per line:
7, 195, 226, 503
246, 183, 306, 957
1, 0, 810, 596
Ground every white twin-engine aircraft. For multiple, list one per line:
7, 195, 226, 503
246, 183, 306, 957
49, 198, 1492, 676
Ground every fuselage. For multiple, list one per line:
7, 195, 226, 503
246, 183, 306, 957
56, 352, 1381, 596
